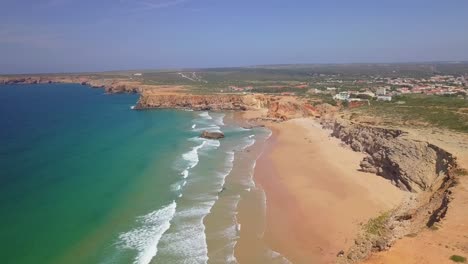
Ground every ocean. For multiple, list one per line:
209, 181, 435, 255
0, 83, 273, 264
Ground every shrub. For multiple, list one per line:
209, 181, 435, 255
450, 255, 466, 263
364, 212, 390, 236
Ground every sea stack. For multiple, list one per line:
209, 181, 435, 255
200, 130, 225, 139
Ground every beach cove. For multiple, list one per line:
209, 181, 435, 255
244, 118, 405, 263
2, 81, 466, 264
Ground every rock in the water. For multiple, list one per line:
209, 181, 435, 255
200, 131, 224, 139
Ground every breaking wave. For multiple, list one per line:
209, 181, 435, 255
117, 201, 177, 264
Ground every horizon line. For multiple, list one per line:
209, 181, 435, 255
2, 60, 468, 76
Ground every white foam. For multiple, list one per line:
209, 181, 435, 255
192, 125, 221, 132
192, 124, 196, 129
181, 170, 189, 179
213, 113, 225, 126
155, 204, 214, 263
205, 139, 221, 149
241, 137, 256, 150
189, 137, 220, 150
265, 249, 293, 264
222, 194, 242, 264
249, 161, 257, 188
198, 111, 212, 120
218, 151, 235, 188
230, 127, 251, 132
182, 141, 206, 169
240, 160, 257, 188
156, 151, 237, 263
117, 201, 177, 264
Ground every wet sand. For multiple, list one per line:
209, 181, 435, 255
253, 118, 405, 263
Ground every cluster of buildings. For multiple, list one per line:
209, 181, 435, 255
332, 87, 391, 103
385, 75, 467, 95
310, 74, 468, 103
228, 86, 253, 92
396, 85, 466, 95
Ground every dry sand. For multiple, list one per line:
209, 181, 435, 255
254, 118, 405, 263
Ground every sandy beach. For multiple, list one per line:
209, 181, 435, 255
253, 118, 406, 263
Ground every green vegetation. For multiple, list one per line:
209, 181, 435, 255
450, 255, 467, 263
364, 211, 390, 236
56, 62, 467, 94
308, 94, 337, 106
351, 94, 468, 132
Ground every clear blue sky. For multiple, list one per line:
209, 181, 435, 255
1, 0, 467, 74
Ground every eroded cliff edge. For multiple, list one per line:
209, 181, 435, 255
321, 119, 462, 263
135, 91, 321, 121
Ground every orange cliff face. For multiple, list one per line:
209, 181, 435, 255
1, 75, 328, 119
135, 92, 270, 111
135, 91, 323, 120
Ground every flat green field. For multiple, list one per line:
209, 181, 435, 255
349, 94, 468, 132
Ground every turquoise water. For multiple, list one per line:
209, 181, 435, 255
0, 83, 269, 264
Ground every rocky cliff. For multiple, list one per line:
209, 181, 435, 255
135, 92, 318, 120
324, 120, 457, 193
135, 93, 269, 111
0, 76, 141, 93
325, 119, 461, 263
1, 76, 322, 119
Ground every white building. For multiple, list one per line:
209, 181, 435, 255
377, 95, 392, 101
376, 87, 387, 95
133, 73, 143, 76
333, 92, 350, 101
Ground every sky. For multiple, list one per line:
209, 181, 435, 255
0, 0, 468, 74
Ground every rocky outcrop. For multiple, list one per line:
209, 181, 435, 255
136, 92, 322, 119
135, 93, 271, 111
200, 131, 224, 139
0, 76, 141, 94
266, 100, 314, 120
324, 120, 456, 193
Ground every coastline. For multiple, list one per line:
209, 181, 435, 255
3, 81, 467, 263
251, 118, 405, 263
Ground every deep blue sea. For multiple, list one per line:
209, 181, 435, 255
0, 83, 270, 264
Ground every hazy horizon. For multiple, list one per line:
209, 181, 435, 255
2, 60, 468, 76
1, 0, 468, 74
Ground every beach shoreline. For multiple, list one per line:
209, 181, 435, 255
246, 117, 406, 263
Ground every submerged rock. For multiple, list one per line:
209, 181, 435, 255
200, 130, 224, 139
